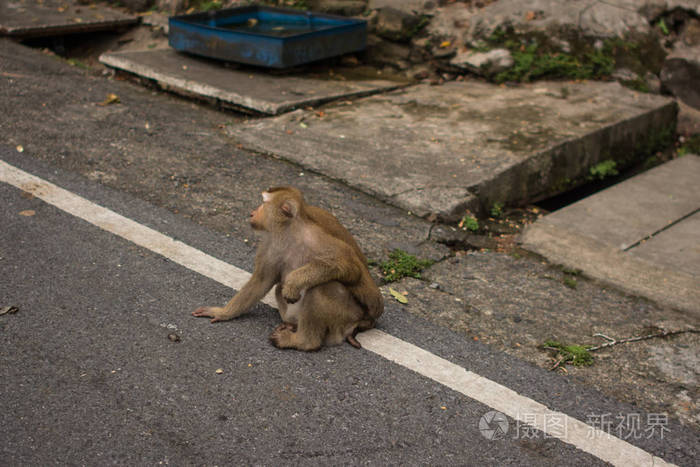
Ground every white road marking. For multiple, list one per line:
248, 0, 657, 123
0, 160, 675, 467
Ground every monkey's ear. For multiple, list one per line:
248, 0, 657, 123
280, 199, 299, 218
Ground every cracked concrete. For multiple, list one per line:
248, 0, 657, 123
226, 80, 676, 219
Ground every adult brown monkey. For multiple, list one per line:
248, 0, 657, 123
192, 187, 383, 351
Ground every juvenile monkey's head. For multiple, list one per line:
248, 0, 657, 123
250, 186, 304, 231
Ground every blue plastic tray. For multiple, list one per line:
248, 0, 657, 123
169, 6, 367, 68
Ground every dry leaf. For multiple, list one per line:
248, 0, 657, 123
439, 41, 451, 48
0, 306, 19, 316
16, 145, 24, 153
389, 288, 408, 304
98, 93, 120, 106
19, 210, 36, 217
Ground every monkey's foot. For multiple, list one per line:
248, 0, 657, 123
274, 322, 298, 333
269, 327, 321, 351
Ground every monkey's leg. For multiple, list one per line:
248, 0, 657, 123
269, 311, 324, 351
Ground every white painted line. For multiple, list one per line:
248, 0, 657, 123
357, 330, 674, 467
0, 160, 675, 467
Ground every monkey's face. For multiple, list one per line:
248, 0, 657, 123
250, 203, 265, 230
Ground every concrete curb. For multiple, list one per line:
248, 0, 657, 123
520, 220, 700, 316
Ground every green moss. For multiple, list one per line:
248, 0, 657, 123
380, 249, 434, 283
544, 340, 593, 366
66, 58, 89, 70
620, 77, 650, 93
190, 0, 223, 11
490, 202, 504, 218
485, 28, 614, 83
678, 134, 700, 157
482, 28, 666, 84
588, 159, 619, 180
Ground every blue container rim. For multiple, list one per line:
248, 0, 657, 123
169, 5, 367, 39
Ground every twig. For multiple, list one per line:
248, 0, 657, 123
587, 329, 698, 352
549, 356, 567, 371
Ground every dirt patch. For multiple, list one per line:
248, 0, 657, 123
385, 250, 700, 428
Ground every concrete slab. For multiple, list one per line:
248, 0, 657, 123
521, 155, 700, 316
0, 0, 138, 38
532, 155, 700, 250
99, 49, 405, 115
630, 210, 700, 277
225, 80, 676, 219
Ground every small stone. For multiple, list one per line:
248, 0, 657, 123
373, 7, 423, 42
450, 48, 514, 76
429, 282, 440, 290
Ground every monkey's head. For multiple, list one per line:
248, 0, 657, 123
250, 186, 304, 232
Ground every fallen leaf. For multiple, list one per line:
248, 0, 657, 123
19, 210, 35, 217
525, 11, 536, 21
440, 40, 451, 48
389, 288, 408, 304
16, 145, 23, 153
0, 306, 19, 316
97, 93, 120, 106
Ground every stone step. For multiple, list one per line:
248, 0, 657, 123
99, 49, 405, 115
521, 155, 700, 315
225, 80, 676, 219
0, 0, 138, 38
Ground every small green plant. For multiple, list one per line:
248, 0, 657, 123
620, 77, 650, 93
191, 0, 222, 11
490, 202, 504, 218
588, 159, 619, 180
66, 58, 89, 70
544, 340, 593, 366
491, 35, 614, 83
677, 134, 700, 157
563, 277, 578, 289
460, 215, 479, 232
657, 18, 670, 35
380, 249, 434, 282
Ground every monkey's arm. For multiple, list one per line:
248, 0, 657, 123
282, 254, 362, 303
193, 267, 278, 323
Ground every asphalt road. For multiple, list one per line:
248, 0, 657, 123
1, 147, 697, 466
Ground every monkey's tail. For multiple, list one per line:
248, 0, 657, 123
345, 318, 376, 349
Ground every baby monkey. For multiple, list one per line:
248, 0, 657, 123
193, 186, 383, 351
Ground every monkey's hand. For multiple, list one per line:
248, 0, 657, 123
192, 306, 231, 323
281, 282, 302, 304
